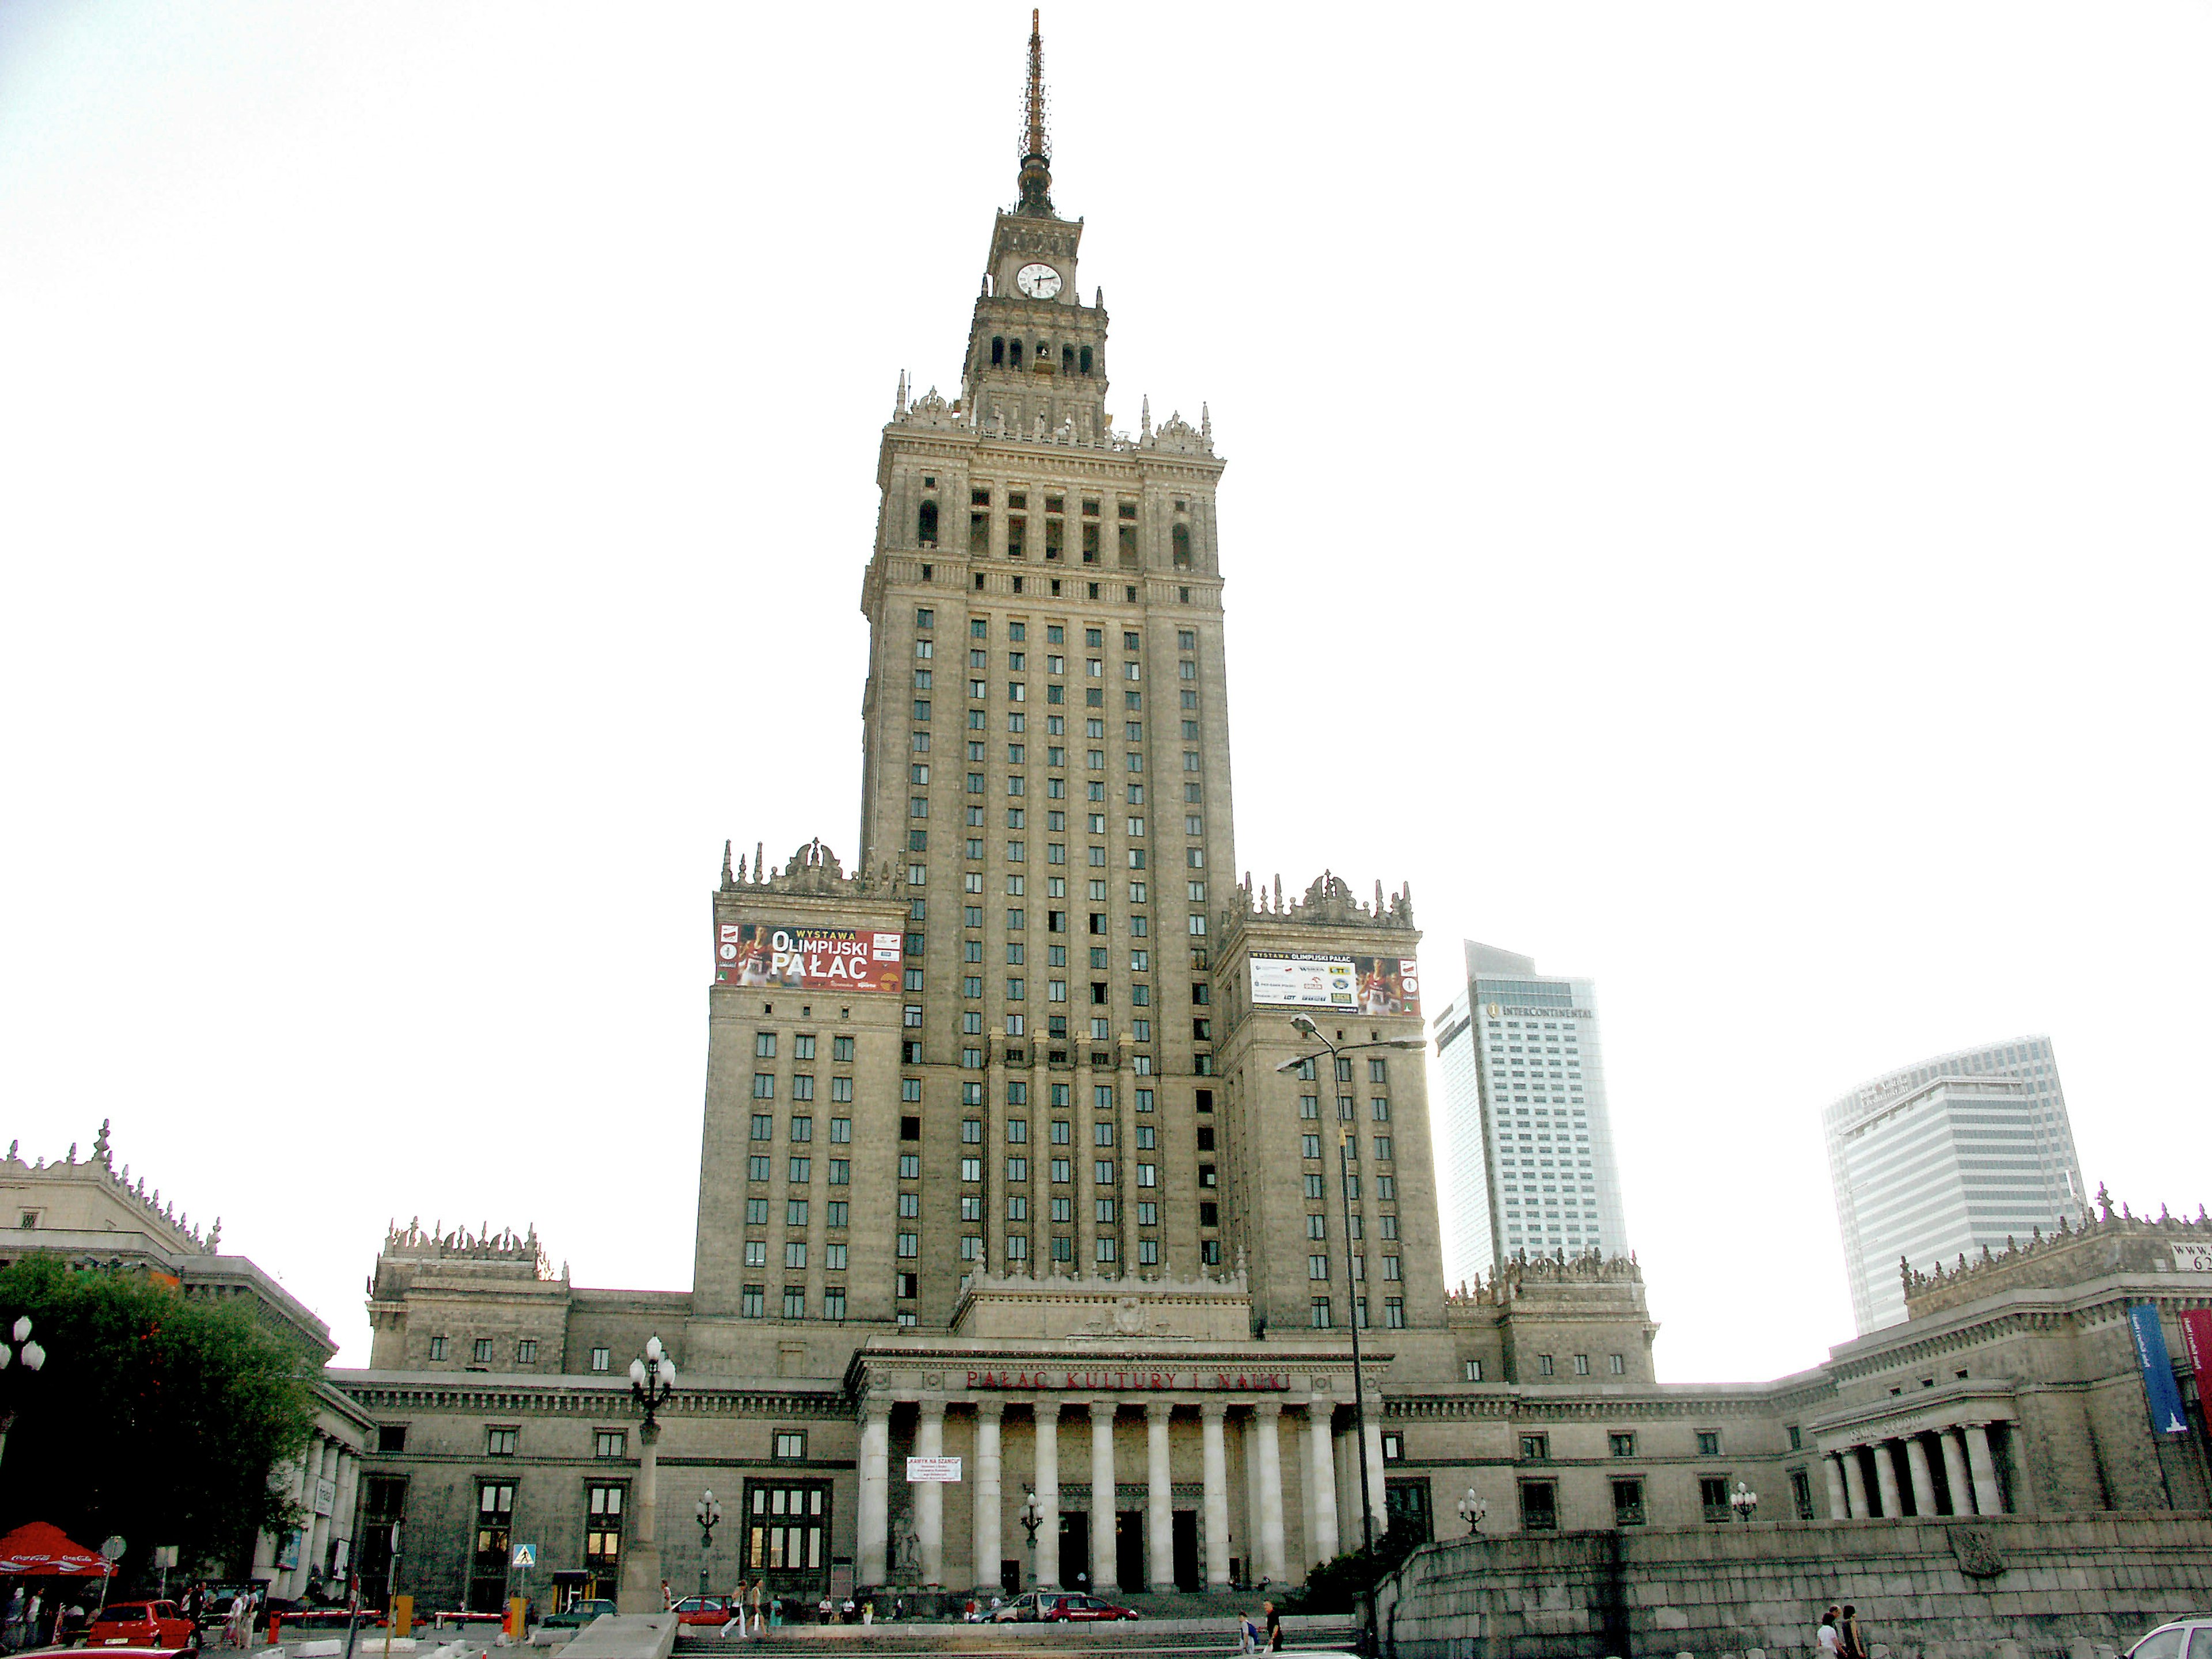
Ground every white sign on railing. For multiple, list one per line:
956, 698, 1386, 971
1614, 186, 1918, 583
905, 1456, 963, 1483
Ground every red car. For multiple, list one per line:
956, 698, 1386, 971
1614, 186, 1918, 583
1044, 1594, 1139, 1622
88, 1604, 196, 1647
668, 1594, 737, 1627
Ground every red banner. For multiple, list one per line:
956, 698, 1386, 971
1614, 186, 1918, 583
716, 921, 903, 993
2180, 1309, 2212, 1416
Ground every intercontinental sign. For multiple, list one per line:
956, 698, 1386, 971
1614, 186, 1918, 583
964, 1367, 1292, 1392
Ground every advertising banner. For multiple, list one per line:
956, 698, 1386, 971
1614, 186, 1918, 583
716, 922, 902, 993
2127, 1302, 2191, 1436
904, 1456, 962, 1483
1248, 953, 1420, 1016
2179, 1309, 2212, 1418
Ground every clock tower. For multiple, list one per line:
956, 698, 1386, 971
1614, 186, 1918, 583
960, 11, 1109, 446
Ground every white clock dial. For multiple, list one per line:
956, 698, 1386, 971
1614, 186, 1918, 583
1015, 262, 1063, 300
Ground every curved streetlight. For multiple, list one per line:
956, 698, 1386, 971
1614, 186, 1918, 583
1017, 1488, 1044, 1590
0, 1314, 51, 1467
1730, 1480, 1759, 1522
1276, 1016, 1428, 1558
694, 1490, 722, 1600
1456, 1489, 1487, 1535
629, 1336, 676, 1428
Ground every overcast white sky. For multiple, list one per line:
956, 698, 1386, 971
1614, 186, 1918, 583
3, 3, 2207, 1381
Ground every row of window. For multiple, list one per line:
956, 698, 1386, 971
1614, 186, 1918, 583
739, 1286, 850, 1320
427, 1335, 541, 1366
1305, 1297, 1407, 1329
749, 1033, 854, 1060
916, 615, 1196, 653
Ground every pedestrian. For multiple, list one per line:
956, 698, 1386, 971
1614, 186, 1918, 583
840, 1597, 855, 1623
1266, 1599, 1284, 1653
816, 1596, 831, 1626
748, 1580, 764, 1638
4, 1586, 25, 1653
1240, 1611, 1261, 1653
1840, 1604, 1868, 1659
1817, 1607, 1841, 1657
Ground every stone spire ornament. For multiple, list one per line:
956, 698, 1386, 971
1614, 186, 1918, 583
1016, 9, 1054, 215
721, 840, 735, 891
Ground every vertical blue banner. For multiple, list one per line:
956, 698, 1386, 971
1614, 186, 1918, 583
2128, 1303, 2191, 1436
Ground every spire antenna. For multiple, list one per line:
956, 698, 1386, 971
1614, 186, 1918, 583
1017, 10, 1054, 215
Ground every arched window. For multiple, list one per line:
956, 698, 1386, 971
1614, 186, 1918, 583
1079, 346, 1093, 376
1062, 344, 1075, 376
991, 336, 1005, 367
1010, 339, 1023, 369
919, 501, 938, 546
1172, 524, 1191, 569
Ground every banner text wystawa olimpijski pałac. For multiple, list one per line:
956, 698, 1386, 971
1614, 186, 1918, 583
715, 922, 903, 994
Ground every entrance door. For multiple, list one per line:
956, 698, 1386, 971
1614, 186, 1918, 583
1057, 1512, 1087, 1589
1171, 1510, 1200, 1591
1115, 1510, 1143, 1593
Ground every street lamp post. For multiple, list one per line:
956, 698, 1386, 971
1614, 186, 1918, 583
1017, 1489, 1043, 1591
0, 1313, 51, 1469
1730, 1480, 1759, 1522
694, 1491, 722, 1600
619, 1338, 678, 1613
1456, 1490, 1486, 1536
1275, 1017, 1428, 1559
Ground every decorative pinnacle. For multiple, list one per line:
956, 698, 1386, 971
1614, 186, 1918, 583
1017, 10, 1054, 215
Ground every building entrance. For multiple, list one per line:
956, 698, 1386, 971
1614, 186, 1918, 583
1172, 1510, 1200, 1590
1115, 1511, 1142, 1593
1057, 1512, 1087, 1590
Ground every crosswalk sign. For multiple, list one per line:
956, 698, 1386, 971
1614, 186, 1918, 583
512, 1544, 536, 1569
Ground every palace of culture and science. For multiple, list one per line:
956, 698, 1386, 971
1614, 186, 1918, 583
185, 18, 2194, 1618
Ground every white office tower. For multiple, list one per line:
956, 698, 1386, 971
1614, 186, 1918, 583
1432, 941, 1631, 1285
1824, 1035, 2085, 1334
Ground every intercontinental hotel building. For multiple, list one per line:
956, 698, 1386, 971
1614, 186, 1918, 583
325, 23, 2210, 1617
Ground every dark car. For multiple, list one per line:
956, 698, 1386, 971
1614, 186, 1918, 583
540, 1600, 619, 1633
88, 1604, 196, 1648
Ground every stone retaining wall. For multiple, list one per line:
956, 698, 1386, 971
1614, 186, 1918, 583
1374, 1515, 2212, 1659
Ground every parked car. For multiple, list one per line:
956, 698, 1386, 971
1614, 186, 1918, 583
88, 1603, 196, 1647
2125, 1620, 2212, 1659
668, 1594, 737, 1627
540, 1599, 619, 1633
989, 1590, 1137, 1623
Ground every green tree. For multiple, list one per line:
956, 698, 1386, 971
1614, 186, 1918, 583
0, 1256, 316, 1583
1281, 1518, 1426, 1614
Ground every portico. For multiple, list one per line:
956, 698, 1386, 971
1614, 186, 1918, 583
1816, 1387, 2021, 1519
844, 1270, 1373, 1594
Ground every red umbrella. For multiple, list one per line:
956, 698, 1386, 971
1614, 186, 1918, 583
0, 1522, 114, 1577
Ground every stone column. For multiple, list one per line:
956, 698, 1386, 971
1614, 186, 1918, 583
915, 1401, 946, 1586
1200, 1404, 1231, 1588
1243, 1414, 1266, 1585
1873, 1438, 1903, 1518
857, 1403, 891, 1585
1941, 1426, 1975, 1516
618, 1419, 664, 1612
1823, 1453, 1849, 1521
1965, 1422, 2005, 1516
1032, 1404, 1060, 1589
1089, 1402, 1118, 1592
1840, 1445, 1869, 1518
1904, 1434, 1937, 1516
331, 1448, 361, 1579
1304, 1402, 1340, 1564
1145, 1403, 1174, 1592
973, 1403, 1003, 1596
1253, 1402, 1287, 1585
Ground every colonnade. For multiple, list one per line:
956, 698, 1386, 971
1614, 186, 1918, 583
856, 1392, 1384, 1594
1824, 1421, 2007, 1519
258, 1428, 360, 1600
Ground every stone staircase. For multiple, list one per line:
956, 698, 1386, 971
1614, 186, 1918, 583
672, 1603, 1353, 1656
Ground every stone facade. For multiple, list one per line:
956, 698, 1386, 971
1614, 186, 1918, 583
1376, 1513, 2212, 1659
313, 18, 2212, 1631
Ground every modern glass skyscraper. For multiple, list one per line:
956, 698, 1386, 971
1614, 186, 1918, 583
1432, 941, 1630, 1285
1824, 1035, 2085, 1333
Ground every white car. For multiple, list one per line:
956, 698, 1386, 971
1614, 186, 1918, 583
2127, 1620, 2212, 1659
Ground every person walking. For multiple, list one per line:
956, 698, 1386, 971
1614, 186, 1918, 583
1817, 1607, 1842, 1657
748, 1580, 764, 1638
5, 1586, 25, 1653
1840, 1604, 1868, 1659
1266, 1599, 1284, 1653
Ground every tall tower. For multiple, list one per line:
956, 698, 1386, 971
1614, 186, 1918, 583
858, 15, 1236, 1326
1824, 1034, 2084, 1332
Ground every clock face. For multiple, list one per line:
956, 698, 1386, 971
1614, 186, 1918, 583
1016, 262, 1063, 300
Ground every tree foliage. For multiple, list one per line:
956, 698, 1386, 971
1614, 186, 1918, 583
1280, 1519, 1426, 1614
0, 1257, 316, 1583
